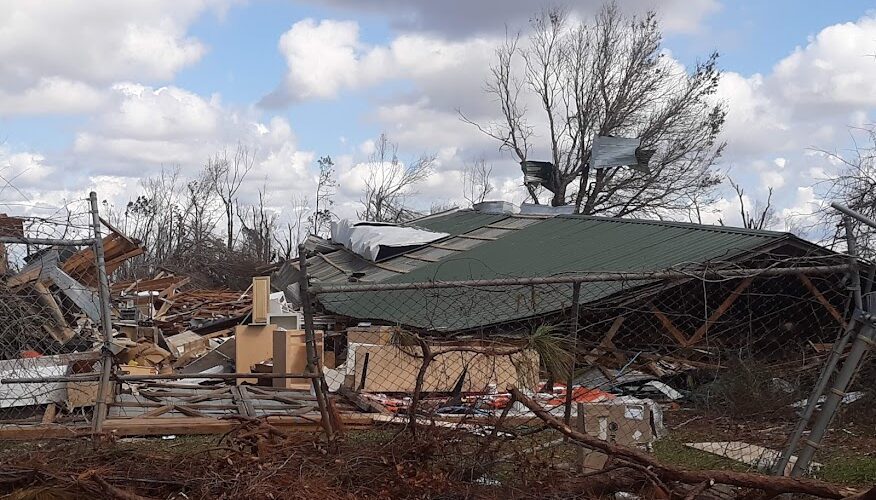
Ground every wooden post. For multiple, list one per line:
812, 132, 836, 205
297, 245, 334, 439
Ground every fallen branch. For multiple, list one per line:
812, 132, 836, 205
508, 387, 860, 499
93, 475, 157, 500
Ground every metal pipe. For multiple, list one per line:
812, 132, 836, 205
774, 246, 862, 475
773, 318, 857, 475
791, 319, 876, 476
0, 372, 321, 384
89, 191, 115, 435
311, 265, 851, 294
0, 236, 95, 246
787, 207, 875, 476
831, 202, 876, 230
844, 216, 863, 311
563, 282, 581, 425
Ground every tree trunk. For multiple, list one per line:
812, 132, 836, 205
551, 186, 566, 207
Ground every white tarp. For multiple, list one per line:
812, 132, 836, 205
0, 361, 67, 408
331, 219, 449, 261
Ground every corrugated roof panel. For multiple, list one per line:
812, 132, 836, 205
406, 246, 457, 261
409, 211, 508, 235
465, 226, 515, 240
431, 237, 484, 251
486, 216, 544, 230
318, 213, 800, 331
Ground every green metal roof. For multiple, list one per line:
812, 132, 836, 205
318, 212, 799, 331
393, 215, 789, 281
407, 210, 508, 236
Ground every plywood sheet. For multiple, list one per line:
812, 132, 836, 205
234, 324, 277, 384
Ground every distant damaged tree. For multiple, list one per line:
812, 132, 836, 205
463, 157, 494, 205
718, 177, 775, 230
274, 194, 309, 261
359, 133, 435, 223
237, 186, 277, 264
309, 155, 337, 237
462, 4, 725, 216
208, 144, 254, 250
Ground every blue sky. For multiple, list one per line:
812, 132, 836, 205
2, 0, 876, 232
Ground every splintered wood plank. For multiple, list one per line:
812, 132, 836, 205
650, 305, 691, 347
180, 387, 232, 404
237, 385, 256, 417
798, 273, 846, 327
230, 386, 248, 416
686, 277, 754, 346
583, 316, 625, 365
0, 413, 376, 439
173, 405, 212, 419
141, 404, 174, 418
41, 403, 57, 424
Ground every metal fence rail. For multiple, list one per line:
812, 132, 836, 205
307, 252, 872, 495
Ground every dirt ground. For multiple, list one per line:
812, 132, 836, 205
0, 405, 871, 499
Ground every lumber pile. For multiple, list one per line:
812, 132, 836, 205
1, 225, 146, 360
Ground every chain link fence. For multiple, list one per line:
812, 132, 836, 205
0, 194, 113, 428
310, 255, 872, 496
0, 194, 873, 497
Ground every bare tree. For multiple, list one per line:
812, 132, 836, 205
819, 125, 876, 257
182, 166, 223, 257
309, 155, 337, 237
274, 194, 309, 261
208, 144, 254, 250
462, 4, 724, 216
463, 157, 494, 205
237, 186, 277, 264
359, 133, 436, 223
718, 177, 775, 230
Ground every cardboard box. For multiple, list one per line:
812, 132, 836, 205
117, 342, 171, 367
574, 400, 656, 448
66, 381, 101, 408
346, 326, 397, 345
65, 358, 107, 408
119, 364, 159, 376
166, 330, 209, 358
351, 344, 539, 393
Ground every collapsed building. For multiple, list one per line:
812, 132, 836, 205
0, 205, 859, 463
279, 205, 852, 364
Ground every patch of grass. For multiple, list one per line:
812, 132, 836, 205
816, 456, 876, 485
653, 437, 876, 487
652, 438, 750, 472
